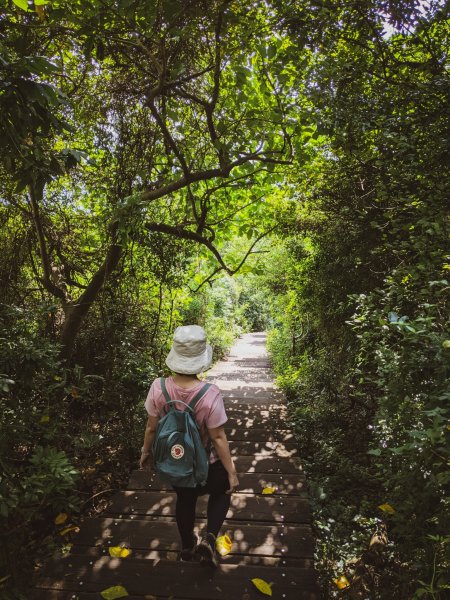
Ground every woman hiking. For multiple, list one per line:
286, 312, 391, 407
139, 325, 239, 567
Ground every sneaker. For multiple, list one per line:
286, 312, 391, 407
195, 532, 219, 568
180, 534, 198, 561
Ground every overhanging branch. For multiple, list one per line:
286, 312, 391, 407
146, 222, 231, 273
147, 222, 278, 292
139, 149, 289, 204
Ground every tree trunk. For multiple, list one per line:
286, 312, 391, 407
59, 240, 122, 361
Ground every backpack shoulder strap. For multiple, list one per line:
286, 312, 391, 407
189, 383, 212, 412
160, 377, 173, 408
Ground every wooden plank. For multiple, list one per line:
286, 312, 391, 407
127, 470, 306, 493
209, 363, 273, 372
224, 400, 286, 411
33, 592, 197, 600
210, 373, 275, 384
223, 428, 295, 442
216, 380, 277, 389
229, 441, 298, 457
65, 543, 312, 568
225, 408, 287, 419
71, 518, 314, 558
211, 358, 271, 368
211, 368, 272, 376
229, 360, 272, 368
36, 556, 319, 599
224, 404, 286, 412
222, 389, 284, 399
225, 455, 303, 474
226, 415, 288, 429
104, 491, 311, 523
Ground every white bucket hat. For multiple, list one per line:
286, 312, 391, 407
165, 325, 213, 375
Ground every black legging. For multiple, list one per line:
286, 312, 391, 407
173, 460, 231, 549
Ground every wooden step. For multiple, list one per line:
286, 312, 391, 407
225, 411, 289, 427
223, 397, 285, 407
64, 545, 311, 567
222, 389, 284, 400
34, 593, 193, 600
212, 455, 303, 474
104, 491, 311, 523
224, 428, 295, 442
36, 556, 319, 599
229, 440, 298, 457
71, 518, 315, 558
209, 372, 275, 383
127, 470, 306, 493
212, 358, 271, 368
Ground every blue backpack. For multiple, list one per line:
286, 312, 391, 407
152, 377, 212, 488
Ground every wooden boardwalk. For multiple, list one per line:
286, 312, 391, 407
35, 332, 319, 599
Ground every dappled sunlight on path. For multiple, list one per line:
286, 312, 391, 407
35, 333, 318, 599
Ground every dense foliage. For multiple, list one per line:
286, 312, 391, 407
266, 1, 450, 598
0, 0, 448, 598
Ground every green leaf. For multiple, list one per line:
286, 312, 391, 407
12, 0, 30, 10
267, 45, 277, 59
25, 56, 59, 75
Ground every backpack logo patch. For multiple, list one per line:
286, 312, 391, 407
171, 444, 185, 460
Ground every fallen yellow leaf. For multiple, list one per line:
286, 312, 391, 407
262, 487, 277, 495
58, 525, 80, 536
40, 414, 50, 423
100, 586, 129, 600
108, 546, 132, 558
378, 503, 395, 514
251, 578, 273, 596
334, 575, 350, 589
216, 534, 232, 556
95, 458, 103, 465
54, 512, 69, 525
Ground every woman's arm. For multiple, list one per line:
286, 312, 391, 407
140, 415, 159, 470
208, 425, 239, 494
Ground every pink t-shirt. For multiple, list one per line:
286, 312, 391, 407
144, 377, 227, 464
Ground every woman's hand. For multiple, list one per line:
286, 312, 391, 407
226, 470, 239, 494
140, 416, 159, 471
208, 425, 239, 493
139, 452, 153, 471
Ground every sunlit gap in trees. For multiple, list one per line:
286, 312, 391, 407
381, 0, 445, 38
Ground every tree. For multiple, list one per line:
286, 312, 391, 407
1, 0, 300, 358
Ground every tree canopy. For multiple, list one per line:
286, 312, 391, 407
0, 1, 449, 598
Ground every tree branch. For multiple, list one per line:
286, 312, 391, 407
139, 149, 287, 204
28, 183, 66, 301
147, 222, 277, 284
189, 267, 224, 293
148, 98, 190, 177
231, 226, 278, 273
206, 4, 228, 167
146, 222, 231, 273
207, 195, 265, 227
